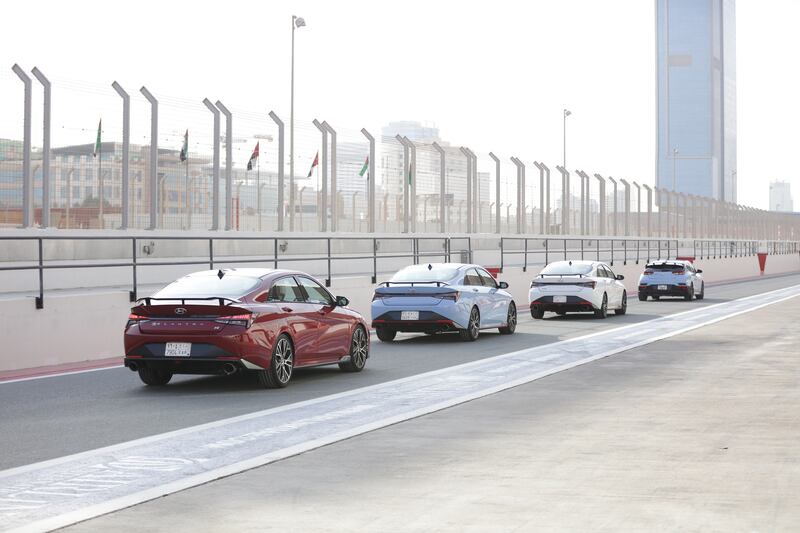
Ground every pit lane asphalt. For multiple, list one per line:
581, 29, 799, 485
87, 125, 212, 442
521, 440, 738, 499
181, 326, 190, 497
1, 273, 798, 471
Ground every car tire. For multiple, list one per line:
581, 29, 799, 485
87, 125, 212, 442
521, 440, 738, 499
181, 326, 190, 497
696, 282, 705, 300
638, 292, 647, 302
459, 307, 480, 342
375, 326, 396, 342
499, 302, 517, 335
684, 285, 694, 301
257, 334, 294, 389
530, 307, 544, 319
594, 293, 608, 319
137, 366, 172, 386
615, 291, 627, 315
339, 326, 368, 373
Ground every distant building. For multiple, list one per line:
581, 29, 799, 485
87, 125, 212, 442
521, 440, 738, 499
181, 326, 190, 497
656, 0, 737, 202
769, 181, 793, 212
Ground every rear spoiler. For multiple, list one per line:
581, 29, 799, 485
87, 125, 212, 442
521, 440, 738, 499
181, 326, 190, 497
538, 273, 588, 279
135, 296, 242, 307
378, 281, 450, 287
374, 285, 457, 296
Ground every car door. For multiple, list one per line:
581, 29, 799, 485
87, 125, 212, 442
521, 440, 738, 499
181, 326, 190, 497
461, 267, 483, 324
477, 267, 505, 326
599, 264, 621, 308
263, 276, 318, 365
297, 276, 351, 363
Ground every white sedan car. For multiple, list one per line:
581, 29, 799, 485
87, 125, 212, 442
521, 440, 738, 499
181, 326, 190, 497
528, 260, 627, 319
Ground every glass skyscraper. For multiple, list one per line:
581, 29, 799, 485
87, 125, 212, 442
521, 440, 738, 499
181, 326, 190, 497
656, 0, 737, 202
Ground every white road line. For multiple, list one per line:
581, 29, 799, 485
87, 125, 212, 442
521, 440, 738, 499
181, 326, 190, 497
1, 283, 799, 532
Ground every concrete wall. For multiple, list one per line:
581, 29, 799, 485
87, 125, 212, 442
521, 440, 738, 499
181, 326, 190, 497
1, 252, 798, 373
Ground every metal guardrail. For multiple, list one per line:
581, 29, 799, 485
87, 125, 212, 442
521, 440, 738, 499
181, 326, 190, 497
1, 235, 798, 310
499, 237, 800, 273
0, 235, 472, 309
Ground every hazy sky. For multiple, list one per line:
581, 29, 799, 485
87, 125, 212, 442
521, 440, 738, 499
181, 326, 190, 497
2, 0, 799, 209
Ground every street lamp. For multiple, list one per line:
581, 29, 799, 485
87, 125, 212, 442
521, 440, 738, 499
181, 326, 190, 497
563, 109, 572, 169
289, 14, 306, 231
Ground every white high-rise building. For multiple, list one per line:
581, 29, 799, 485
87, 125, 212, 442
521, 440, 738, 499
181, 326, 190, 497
769, 181, 793, 212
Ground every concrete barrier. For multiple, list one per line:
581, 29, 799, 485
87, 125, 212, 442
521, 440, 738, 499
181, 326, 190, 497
0, 252, 798, 373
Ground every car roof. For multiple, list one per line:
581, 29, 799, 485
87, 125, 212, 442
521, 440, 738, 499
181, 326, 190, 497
186, 268, 311, 280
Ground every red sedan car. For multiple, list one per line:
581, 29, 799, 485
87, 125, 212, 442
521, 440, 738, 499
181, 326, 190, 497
124, 268, 369, 388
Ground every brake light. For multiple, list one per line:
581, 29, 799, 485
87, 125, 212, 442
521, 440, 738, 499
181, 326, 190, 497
126, 313, 148, 329
644, 270, 654, 275
215, 314, 253, 328
531, 281, 547, 288
372, 293, 383, 301
577, 281, 597, 289
672, 270, 685, 275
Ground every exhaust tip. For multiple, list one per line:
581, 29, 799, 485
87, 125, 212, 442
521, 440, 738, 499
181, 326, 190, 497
222, 363, 237, 376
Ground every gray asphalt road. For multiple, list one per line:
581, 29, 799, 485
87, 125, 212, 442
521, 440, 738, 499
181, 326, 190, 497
1, 273, 798, 471
65, 277, 800, 533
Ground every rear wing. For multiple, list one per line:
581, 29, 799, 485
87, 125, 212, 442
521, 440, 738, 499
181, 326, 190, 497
537, 273, 588, 279
135, 296, 242, 307
378, 281, 450, 287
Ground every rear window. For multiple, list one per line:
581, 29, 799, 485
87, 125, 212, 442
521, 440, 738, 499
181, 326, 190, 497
391, 265, 459, 283
539, 262, 593, 276
154, 274, 260, 299
645, 263, 684, 271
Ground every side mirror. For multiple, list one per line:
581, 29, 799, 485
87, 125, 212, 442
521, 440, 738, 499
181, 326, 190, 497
335, 296, 349, 307
498, 281, 509, 289
696, 269, 703, 274
616, 274, 625, 280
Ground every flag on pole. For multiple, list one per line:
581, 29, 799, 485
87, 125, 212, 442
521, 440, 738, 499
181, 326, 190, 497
359, 156, 369, 178
179, 129, 188, 162
247, 141, 259, 171
92, 119, 102, 157
307, 151, 319, 178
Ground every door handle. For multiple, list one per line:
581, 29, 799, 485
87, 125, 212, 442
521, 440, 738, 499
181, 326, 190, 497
281, 307, 293, 313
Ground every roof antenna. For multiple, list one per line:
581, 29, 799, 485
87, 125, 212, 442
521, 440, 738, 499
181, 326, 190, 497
217, 269, 225, 279
428, 264, 432, 270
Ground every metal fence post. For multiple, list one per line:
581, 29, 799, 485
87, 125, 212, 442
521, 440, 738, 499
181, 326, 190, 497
523, 238, 528, 272
202, 99, 221, 231
12, 64, 33, 228
489, 152, 501, 234
500, 237, 504, 272
269, 111, 285, 232
215, 101, 233, 231
372, 238, 377, 283
140, 87, 159, 230
362, 129, 376, 234
36, 238, 44, 309
322, 121, 338, 232
131, 237, 138, 302
32, 67, 51, 229
326, 238, 331, 286
112, 82, 131, 229
209, 239, 214, 269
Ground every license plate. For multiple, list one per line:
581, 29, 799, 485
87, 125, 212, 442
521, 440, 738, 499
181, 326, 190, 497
400, 311, 419, 320
553, 295, 567, 303
165, 342, 191, 357
658, 285, 668, 291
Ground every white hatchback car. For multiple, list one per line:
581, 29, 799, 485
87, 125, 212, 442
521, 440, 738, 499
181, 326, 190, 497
528, 260, 627, 319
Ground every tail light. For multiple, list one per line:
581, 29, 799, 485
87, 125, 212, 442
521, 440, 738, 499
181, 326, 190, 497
531, 281, 547, 288
126, 313, 148, 329
437, 292, 460, 302
672, 270, 685, 275
215, 314, 253, 328
372, 293, 383, 301
577, 281, 596, 289
643, 269, 654, 275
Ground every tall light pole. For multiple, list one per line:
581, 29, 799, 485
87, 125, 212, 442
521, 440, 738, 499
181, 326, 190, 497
672, 147, 678, 191
290, 14, 306, 232
563, 109, 572, 169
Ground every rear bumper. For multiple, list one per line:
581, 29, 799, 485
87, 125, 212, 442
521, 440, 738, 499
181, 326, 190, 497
372, 310, 458, 332
124, 356, 258, 375
638, 284, 690, 297
530, 296, 596, 313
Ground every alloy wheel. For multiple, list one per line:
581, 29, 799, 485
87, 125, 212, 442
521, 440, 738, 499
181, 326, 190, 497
351, 327, 368, 368
274, 337, 293, 384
